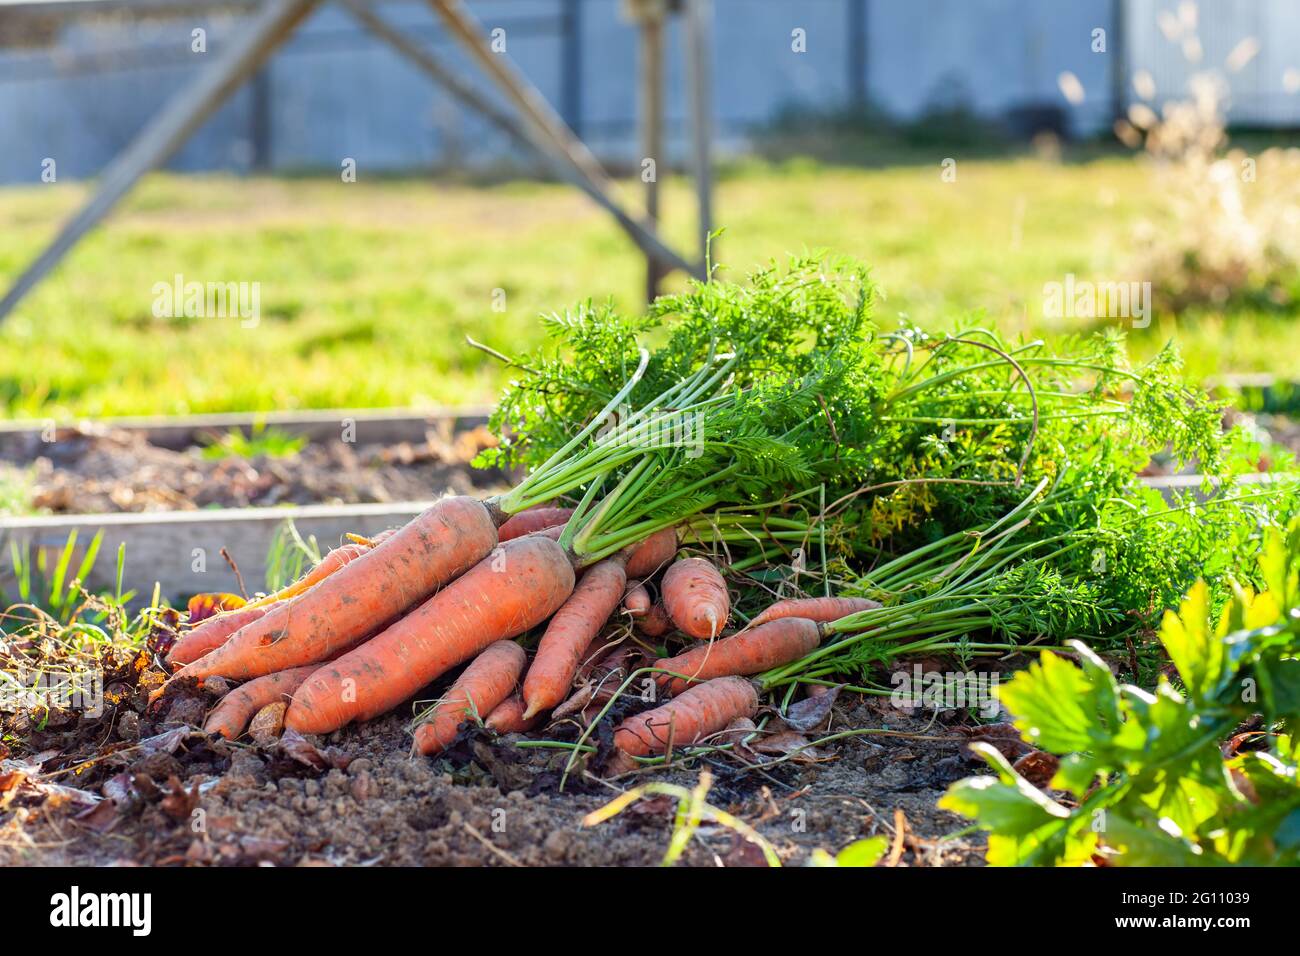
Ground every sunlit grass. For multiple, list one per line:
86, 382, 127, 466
1, 154, 1294, 419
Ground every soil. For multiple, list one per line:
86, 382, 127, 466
0, 423, 507, 514
0, 663, 990, 868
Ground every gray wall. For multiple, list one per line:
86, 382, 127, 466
1, 0, 1292, 186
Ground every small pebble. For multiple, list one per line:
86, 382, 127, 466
248, 702, 286, 745
116, 711, 140, 741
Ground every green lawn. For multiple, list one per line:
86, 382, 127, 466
2, 155, 1296, 419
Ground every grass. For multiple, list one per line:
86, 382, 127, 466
1, 151, 1297, 420
1, 529, 135, 631
0, 464, 37, 516
198, 420, 309, 460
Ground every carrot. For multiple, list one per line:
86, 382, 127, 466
485, 693, 542, 735
243, 529, 397, 610
749, 596, 881, 628
202, 664, 319, 740
661, 557, 730, 639
285, 534, 576, 734
344, 529, 398, 548
612, 676, 758, 762
654, 618, 821, 695
497, 507, 574, 542
636, 601, 674, 637
624, 527, 678, 579
167, 604, 269, 668
622, 580, 651, 617
413, 641, 527, 755
171, 533, 407, 669
521, 552, 628, 719
172, 496, 501, 683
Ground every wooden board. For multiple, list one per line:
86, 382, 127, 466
0, 500, 436, 605
2, 471, 1287, 611
0, 406, 492, 452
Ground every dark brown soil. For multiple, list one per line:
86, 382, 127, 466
0, 423, 506, 514
0, 673, 987, 868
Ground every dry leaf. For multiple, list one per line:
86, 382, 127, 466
1012, 750, 1060, 789
752, 730, 822, 762
187, 593, 247, 624
159, 775, 200, 822
782, 684, 842, 733
74, 798, 122, 833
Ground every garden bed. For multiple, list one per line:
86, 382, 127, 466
0, 672, 989, 867
0, 408, 501, 515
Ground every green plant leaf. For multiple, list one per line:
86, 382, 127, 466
1158, 580, 1224, 704
835, 835, 889, 867
998, 651, 1101, 754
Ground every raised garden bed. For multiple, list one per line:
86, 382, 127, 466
0, 407, 502, 515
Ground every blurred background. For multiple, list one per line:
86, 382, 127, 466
1, 0, 1298, 420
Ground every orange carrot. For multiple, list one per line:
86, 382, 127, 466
485, 693, 542, 735
749, 596, 880, 628
245, 542, 365, 609
624, 527, 677, 579
612, 676, 758, 762
243, 530, 397, 610
622, 580, 651, 617
661, 557, 730, 639
521, 552, 628, 719
636, 601, 674, 637
202, 664, 319, 740
285, 534, 576, 733
167, 604, 269, 668
497, 507, 574, 542
172, 496, 501, 683
168, 533, 407, 669
413, 641, 527, 755
654, 618, 821, 695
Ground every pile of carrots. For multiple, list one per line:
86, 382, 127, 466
167, 499, 878, 773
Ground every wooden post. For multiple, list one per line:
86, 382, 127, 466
0, 0, 319, 324
249, 66, 273, 172
559, 0, 583, 136
1110, 0, 1128, 125
429, 0, 611, 193
426, 0, 700, 280
683, 0, 715, 265
631, 0, 668, 300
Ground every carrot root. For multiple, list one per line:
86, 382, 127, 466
521, 554, 627, 719
497, 507, 574, 542
612, 676, 759, 761
485, 693, 542, 735
636, 602, 674, 637
285, 534, 576, 734
624, 527, 678, 579
622, 580, 651, 617
172, 496, 500, 684
414, 641, 527, 755
202, 665, 320, 740
661, 557, 730, 639
750, 596, 881, 628
655, 617, 821, 695
167, 604, 269, 669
